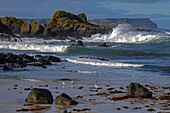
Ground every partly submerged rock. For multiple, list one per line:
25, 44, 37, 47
127, 83, 152, 98
96, 43, 108, 47
56, 93, 78, 106
26, 88, 53, 104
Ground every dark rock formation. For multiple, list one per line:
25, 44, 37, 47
0, 16, 24, 34
30, 22, 44, 37
44, 10, 111, 39
127, 83, 152, 98
20, 22, 31, 37
56, 93, 78, 106
26, 88, 53, 104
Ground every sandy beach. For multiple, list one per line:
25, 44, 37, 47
0, 77, 169, 113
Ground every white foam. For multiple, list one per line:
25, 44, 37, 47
71, 70, 97, 74
20, 78, 40, 82
83, 24, 169, 43
0, 42, 68, 53
67, 57, 143, 68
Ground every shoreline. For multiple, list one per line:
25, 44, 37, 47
0, 78, 169, 113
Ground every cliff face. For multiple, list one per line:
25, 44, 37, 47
89, 18, 158, 29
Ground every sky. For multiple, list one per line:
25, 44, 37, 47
0, 0, 170, 29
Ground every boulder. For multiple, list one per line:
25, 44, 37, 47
96, 43, 108, 47
26, 88, 53, 104
127, 83, 152, 98
30, 22, 44, 37
75, 40, 84, 47
56, 93, 78, 106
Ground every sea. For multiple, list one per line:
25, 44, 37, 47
0, 24, 170, 86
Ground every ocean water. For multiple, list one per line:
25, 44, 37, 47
0, 24, 170, 86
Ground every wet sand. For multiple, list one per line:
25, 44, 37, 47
0, 78, 169, 113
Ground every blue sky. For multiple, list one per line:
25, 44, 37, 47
0, 0, 170, 29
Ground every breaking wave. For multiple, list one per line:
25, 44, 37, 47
67, 57, 144, 68
0, 42, 69, 53
84, 24, 170, 43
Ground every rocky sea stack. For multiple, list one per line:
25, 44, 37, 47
44, 10, 111, 39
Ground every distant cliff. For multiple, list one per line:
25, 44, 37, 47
22, 18, 158, 30
89, 18, 158, 29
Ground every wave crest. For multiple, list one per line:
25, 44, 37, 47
84, 24, 170, 43
67, 57, 143, 68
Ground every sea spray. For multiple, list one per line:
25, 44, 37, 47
84, 24, 170, 43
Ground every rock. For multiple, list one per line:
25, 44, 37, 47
75, 40, 84, 47
30, 22, 44, 37
44, 56, 61, 62
37, 56, 61, 65
0, 16, 24, 34
46, 10, 111, 39
19, 54, 37, 63
127, 83, 152, 98
26, 88, 53, 104
20, 22, 31, 37
38, 58, 52, 65
56, 93, 78, 106
0, 33, 13, 41
77, 13, 87, 22
0, 22, 14, 35
3, 63, 13, 70
96, 43, 108, 47
27, 63, 47, 68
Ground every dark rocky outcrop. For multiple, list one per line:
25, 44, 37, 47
44, 10, 111, 39
127, 83, 152, 98
30, 22, 44, 37
56, 93, 78, 106
0, 16, 24, 34
26, 88, 53, 104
